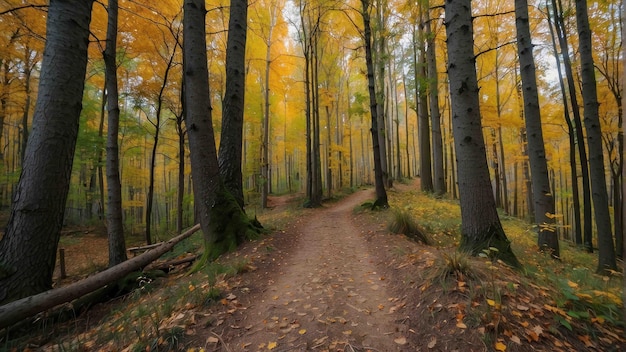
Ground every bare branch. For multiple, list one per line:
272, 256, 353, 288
0, 4, 47, 16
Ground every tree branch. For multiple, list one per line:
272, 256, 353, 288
0, 4, 48, 16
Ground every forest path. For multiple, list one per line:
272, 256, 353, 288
212, 189, 412, 351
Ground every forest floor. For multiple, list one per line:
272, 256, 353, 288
4, 180, 625, 351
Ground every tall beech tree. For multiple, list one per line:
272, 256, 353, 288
425, 2, 445, 195
552, 0, 592, 250
417, 4, 433, 192
515, 0, 559, 257
218, 0, 248, 210
361, 0, 388, 208
545, 1, 582, 249
296, 0, 323, 207
444, 0, 519, 267
183, 0, 259, 261
104, 0, 127, 265
574, 0, 617, 272
0, 0, 95, 303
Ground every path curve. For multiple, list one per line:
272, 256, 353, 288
221, 189, 411, 351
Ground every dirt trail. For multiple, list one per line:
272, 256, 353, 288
219, 189, 412, 351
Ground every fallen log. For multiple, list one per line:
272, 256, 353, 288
145, 255, 199, 272
127, 242, 164, 256
0, 224, 201, 330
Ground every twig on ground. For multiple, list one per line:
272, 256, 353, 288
209, 331, 233, 352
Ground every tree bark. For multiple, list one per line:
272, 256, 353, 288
515, 0, 559, 257
0, 0, 95, 304
260, 1, 278, 209
176, 107, 186, 235
418, 7, 433, 192
575, 0, 617, 272
104, 0, 128, 265
554, 0, 593, 251
546, 1, 582, 246
361, 0, 388, 208
218, 0, 248, 210
621, 0, 626, 326
444, 0, 519, 267
0, 224, 200, 329
425, 3, 444, 195
146, 36, 178, 245
183, 0, 259, 261
374, 0, 391, 189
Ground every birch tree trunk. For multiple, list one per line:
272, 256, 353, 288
0, 0, 95, 303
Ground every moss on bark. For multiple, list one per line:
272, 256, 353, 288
194, 187, 263, 269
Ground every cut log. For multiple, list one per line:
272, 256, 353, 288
0, 224, 201, 330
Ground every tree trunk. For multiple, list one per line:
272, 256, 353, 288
260, 1, 277, 209
183, 0, 259, 261
301, 5, 314, 205
622, 1, 626, 325
218, 0, 248, 210
515, 0, 559, 257
325, 105, 332, 198
374, 0, 390, 189
554, 0, 592, 251
176, 109, 186, 235
546, 1, 582, 245
402, 66, 411, 178
104, 0, 128, 265
425, 3, 444, 195
575, 0, 616, 272
312, 33, 323, 205
0, 0, 95, 304
444, 0, 519, 267
361, 0, 388, 208
146, 37, 178, 245
0, 224, 200, 329
418, 6, 433, 193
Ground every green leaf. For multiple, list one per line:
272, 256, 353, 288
556, 316, 572, 331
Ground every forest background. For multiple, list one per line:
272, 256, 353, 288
0, 0, 622, 306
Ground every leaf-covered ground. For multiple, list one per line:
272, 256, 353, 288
5, 180, 625, 351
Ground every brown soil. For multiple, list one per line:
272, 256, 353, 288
200, 189, 413, 351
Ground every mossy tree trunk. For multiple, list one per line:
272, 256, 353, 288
183, 0, 260, 262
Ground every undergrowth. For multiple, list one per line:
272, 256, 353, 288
387, 187, 624, 347
46, 259, 251, 351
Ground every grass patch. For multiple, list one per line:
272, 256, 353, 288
388, 208, 431, 244
388, 189, 461, 247
427, 250, 485, 284
387, 186, 624, 339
